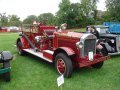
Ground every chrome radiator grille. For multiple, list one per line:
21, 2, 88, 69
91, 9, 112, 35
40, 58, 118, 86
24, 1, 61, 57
84, 39, 96, 56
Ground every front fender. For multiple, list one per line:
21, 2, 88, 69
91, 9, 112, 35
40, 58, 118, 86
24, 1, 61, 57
96, 41, 108, 55
96, 44, 103, 50
96, 39, 103, 49
54, 47, 75, 56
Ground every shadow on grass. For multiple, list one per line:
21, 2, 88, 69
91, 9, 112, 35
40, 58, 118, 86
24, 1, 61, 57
73, 66, 98, 75
19, 52, 55, 71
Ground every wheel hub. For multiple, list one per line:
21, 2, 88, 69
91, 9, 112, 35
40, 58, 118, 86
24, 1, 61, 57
57, 58, 66, 74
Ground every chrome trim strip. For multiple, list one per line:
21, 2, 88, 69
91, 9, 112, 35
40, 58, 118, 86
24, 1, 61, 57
23, 49, 53, 63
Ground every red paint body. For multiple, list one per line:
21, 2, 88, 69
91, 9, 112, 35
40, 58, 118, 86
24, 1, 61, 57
17, 24, 109, 68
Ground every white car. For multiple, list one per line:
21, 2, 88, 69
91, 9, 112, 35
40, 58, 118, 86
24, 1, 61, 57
7, 26, 20, 32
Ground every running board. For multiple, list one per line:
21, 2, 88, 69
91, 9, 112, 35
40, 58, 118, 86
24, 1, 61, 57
23, 49, 53, 63
109, 52, 120, 56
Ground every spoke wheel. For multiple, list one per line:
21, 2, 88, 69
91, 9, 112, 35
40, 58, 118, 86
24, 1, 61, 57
55, 53, 73, 78
57, 58, 66, 74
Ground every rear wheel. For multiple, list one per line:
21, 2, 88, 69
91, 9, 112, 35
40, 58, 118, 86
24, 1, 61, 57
92, 48, 108, 69
55, 53, 73, 78
17, 41, 25, 55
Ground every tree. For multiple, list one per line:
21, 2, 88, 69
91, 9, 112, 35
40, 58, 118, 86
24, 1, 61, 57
0, 13, 8, 26
68, 3, 81, 28
56, 0, 97, 28
38, 13, 55, 25
56, 0, 71, 27
23, 15, 38, 24
80, 0, 98, 19
9, 15, 21, 26
106, 0, 120, 21
79, 0, 98, 26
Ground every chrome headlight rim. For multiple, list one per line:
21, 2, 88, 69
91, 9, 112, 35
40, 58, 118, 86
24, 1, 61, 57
76, 41, 83, 49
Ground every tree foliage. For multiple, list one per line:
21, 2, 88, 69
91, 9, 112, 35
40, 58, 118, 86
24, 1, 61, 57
9, 15, 21, 26
38, 13, 55, 25
23, 15, 38, 24
80, 0, 97, 26
105, 0, 120, 21
56, 0, 97, 28
0, 13, 8, 26
56, 0, 71, 26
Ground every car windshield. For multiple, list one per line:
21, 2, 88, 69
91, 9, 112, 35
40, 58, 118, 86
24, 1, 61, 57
96, 27, 109, 34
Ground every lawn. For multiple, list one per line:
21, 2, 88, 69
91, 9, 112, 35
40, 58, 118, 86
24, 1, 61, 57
0, 32, 120, 90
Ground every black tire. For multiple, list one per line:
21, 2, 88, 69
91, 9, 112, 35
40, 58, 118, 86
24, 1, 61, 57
4, 72, 10, 82
55, 53, 73, 78
92, 48, 108, 69
17, 41, 25, 56
92, 61, 104, 69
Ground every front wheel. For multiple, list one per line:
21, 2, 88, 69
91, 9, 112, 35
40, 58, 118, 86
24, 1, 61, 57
92, 48, 108, 69
92, 61, 104, 69
55, 53, 73, 78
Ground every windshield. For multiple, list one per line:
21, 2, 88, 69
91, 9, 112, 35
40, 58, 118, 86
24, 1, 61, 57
96, 27, 109, 34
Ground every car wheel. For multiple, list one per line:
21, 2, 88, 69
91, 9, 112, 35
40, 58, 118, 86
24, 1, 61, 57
55, 53, 73, 78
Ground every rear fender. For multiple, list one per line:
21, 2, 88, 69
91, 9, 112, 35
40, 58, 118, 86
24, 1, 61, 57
16, 37, 28, 49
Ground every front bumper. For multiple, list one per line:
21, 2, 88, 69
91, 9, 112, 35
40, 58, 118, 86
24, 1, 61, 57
79, 56, 110, 67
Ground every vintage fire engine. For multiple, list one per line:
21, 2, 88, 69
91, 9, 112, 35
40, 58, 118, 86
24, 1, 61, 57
16, 24, 109, 78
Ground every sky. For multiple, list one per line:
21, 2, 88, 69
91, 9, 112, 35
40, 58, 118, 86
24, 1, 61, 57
0, 0, 106, 21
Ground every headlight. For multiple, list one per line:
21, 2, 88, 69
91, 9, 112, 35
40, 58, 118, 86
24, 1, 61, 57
76, 42, 83, 49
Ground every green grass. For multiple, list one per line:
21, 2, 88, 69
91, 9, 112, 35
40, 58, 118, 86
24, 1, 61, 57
0, 33, 120, 90
73, 28, 86, 32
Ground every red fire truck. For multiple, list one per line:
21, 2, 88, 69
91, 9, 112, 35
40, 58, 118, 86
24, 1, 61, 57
16, 24, 109, 78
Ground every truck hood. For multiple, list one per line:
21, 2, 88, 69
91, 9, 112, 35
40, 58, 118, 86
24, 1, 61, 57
55, 31, 85, 39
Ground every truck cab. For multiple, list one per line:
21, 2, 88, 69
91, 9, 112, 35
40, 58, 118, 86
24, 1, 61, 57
86, 24, 120, 55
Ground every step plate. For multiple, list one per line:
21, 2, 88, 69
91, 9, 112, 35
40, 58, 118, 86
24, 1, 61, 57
23, 49, 53, 63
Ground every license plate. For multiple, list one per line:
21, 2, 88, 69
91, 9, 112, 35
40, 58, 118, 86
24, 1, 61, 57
88, 51, 93, 61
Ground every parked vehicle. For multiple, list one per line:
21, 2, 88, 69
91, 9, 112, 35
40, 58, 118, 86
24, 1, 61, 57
7, 26, 20, 32
16, 24, 109, 78
0, 51, 13, 81
86, 24, 120, 55
0, 26, 7, 32
103, 22, 120, 34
